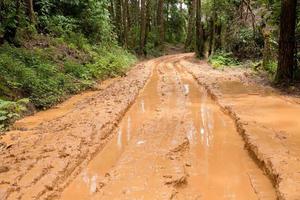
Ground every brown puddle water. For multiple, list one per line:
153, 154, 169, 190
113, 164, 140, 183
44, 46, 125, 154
59, 57, 276, 200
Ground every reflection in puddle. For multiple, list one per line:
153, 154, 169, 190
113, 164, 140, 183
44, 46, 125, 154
81, 171, 98, 195
187, 122, 197, 145
183, 84, 190, 95
141, 99, 145, 113
137, 140, 146, 145
200, 128, 204, 135
117, 128, 122, 149
127, 117, 131, 141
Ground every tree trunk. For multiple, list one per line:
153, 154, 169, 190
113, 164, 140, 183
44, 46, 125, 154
208, 0, 216, 56
108, 0, 115, 24
140, 0, 147, 55
275, 0, 297, 84
157, 0, 164, 49
185, 0, 196, 51
195, 0, 204, 58
115, 0, 123, 44
123, 0, 129, 48
214, 23, 222, 51
145, 0, 151, 50
25, 0, 36, 24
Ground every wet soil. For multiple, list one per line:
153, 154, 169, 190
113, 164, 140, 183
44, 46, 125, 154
0, 54, 281, 200
60, 55, 275, 199
182, 56, 300, 200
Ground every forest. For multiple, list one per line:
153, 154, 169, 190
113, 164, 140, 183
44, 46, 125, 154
0, 0, 298, 129
1, 1, 300, 199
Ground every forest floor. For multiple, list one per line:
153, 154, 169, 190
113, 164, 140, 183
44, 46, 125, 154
0, 53, 299, 200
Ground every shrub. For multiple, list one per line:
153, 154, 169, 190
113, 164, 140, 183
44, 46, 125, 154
0, 98, 29, 130
209, 51, 240, 69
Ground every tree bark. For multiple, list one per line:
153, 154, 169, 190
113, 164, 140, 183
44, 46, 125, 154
275, 0, 297, 84
115, 0, 123, 44
25, 0, 36, 24
185, 0, 196, 51
157, 0, 164, 49
123, 0, 129, 48
145, 0, 151, 49
195, 0, 204, 58
140, 0, 147, 55
208, 0, 216, 56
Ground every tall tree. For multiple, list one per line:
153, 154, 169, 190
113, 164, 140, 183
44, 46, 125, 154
185, 0, 196, 51
208, 0, 216, 56
157, 0, 164, 49
275, 0, 297, 84
195, 0, 204, 58
25, 0, 36, 24
140, 0, 147, 55
115, 0, 123, 44
123, 0, 129, 47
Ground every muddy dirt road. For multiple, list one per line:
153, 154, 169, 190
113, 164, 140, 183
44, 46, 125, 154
0, 54, 278, 199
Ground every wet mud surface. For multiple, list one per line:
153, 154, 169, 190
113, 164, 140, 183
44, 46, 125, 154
0, 54, 283, 200
182, 56, 300, 200
0, 60, 153, 200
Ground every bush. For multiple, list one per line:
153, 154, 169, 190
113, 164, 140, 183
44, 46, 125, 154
0, 98, 29, 130
264, 60, 277, 74
226, 27, 263, 59
209, 51, 240, 69
0, 42, 136, 109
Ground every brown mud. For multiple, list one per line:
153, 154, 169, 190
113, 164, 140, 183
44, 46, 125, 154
182, 56, 300, 200
0, 53, 290, 200
60, 55, 275, 199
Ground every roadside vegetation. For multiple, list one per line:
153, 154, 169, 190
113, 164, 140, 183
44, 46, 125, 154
0, 0, 136, 129
0, 0, 299, 129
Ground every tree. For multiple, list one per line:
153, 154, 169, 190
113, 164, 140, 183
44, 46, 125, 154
195, 0, 204, 58
25, 0, 36, 24
123, 0, 129, 47
275, 0, 297, 84
140, 0, 147, 55
115, 0, 123, 44
157, 0, 164, 49
208, 0, 216, 56
185, 0, 196, 51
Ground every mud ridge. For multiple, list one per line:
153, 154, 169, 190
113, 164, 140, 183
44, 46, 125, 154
0, 60, 156, 200
184, 64, 286, 200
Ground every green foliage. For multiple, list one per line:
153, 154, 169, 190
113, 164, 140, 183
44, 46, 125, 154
36, 0, 114, 44
0, 98, 29, 130
209, 51, 240, 69
264, 60, 277, 74
0, 42, 136, 109
227, 27, 263, 59
87, 46, 136, 79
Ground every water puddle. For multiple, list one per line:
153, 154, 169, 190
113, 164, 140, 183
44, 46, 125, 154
176, 64, 276, 199
60, 67, 161, 200
59, 61, 276, 200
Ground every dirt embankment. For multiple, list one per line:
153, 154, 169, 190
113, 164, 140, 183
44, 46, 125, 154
181, 56, 300, 200
0, 58, 157, 200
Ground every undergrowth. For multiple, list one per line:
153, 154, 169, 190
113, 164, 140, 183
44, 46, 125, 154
0, 36, 136, 130
208, 51, 240, 69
